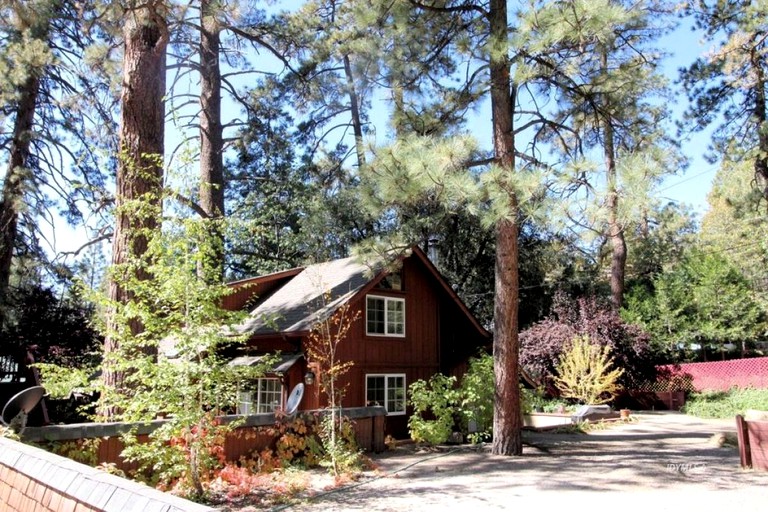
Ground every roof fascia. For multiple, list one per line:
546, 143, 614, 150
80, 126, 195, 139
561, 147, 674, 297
226, 267, 305, 289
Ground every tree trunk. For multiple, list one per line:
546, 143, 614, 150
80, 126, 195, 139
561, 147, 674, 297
602, 51, 626, 312
489, 0, 522, 457
343, 54, 366, 169
752, 45, 768, 202
102, 4, 168, 416
199, 0, 225, 281
0, 74, 40, 330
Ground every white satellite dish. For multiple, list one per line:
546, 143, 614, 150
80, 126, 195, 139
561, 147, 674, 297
285, 383, 304, 416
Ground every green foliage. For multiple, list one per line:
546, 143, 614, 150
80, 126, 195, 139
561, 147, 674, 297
458, 353, 494, 442
1, 285, 102, 367
623, 250, 767, 361
408, 374, 460, 445
46, 438, 101, 466
699, 159, 768, 288
34, 364, 93, 400
521, 387, 574, 414
682, 388, 768, 419
554, 336, 624, 405
52, 212, 255, 499
0, 424, 20, 440
316, 414, 362, 474
408, 353, 497, 445
681, 0, 768, 180
305, 297, 362, 475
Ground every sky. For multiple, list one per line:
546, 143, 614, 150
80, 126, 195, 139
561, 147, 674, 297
28, 5, 725, 260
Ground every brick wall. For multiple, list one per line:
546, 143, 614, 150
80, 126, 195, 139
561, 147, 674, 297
0, 436, 214, 512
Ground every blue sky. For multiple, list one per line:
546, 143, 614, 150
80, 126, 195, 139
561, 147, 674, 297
30, 4, 725, 258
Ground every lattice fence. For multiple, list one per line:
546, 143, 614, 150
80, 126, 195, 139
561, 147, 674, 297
649, 357, 768, 392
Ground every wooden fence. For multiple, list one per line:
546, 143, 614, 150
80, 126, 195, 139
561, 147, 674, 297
735, 414, 768, 471
21, 406, 387, 474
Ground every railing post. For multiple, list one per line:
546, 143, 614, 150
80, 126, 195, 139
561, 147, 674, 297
736, 414, 752, 469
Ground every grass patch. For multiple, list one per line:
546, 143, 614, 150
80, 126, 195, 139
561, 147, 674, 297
682, 388, 768, 419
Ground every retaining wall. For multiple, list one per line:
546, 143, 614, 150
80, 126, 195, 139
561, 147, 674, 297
21, 407, 387, 474
0, 436, 214, 512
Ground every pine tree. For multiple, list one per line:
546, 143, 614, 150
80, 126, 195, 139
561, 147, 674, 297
0, 0, 118, 330
102, 1, 169, 415
681, 0, 768, 202
521, 0, 680, 310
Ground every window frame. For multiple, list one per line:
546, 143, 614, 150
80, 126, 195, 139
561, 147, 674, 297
365, 373, 406, 415
365, 294, 406, 337
237, 377, 283, 414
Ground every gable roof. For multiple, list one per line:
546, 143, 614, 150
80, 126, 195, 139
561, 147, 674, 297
233, 247, 490, 339
235, 255, 381, 336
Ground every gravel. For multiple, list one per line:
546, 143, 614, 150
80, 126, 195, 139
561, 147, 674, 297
285, 412, 768, 512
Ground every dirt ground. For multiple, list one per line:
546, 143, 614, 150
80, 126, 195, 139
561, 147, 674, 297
276, 412, 768, 512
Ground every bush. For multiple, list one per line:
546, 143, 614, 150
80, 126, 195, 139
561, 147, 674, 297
554, 336, 623, 404
408, 374, 460, 444
520, 293, 655, 389
682, 388, 768, 418
459, 353, 494, 442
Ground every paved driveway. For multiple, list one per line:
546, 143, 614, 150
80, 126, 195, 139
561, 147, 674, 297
289, 412, 768, 511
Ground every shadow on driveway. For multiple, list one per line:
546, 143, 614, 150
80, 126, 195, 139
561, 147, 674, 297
288, 413, 768, 511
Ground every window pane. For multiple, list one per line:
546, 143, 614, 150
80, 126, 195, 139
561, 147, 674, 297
386, 375, 406, 413
386, 299, 404, 335
367, 297, 385, 334
237, 391, 253, 415
256, 378, 282, 413
366, 376, 385, 406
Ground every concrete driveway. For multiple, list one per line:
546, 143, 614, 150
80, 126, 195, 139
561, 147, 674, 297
288, 412, 768, 511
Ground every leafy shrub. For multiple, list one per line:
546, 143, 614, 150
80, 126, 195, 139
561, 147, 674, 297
408, 374, 459, 444
260, 414, 323, 470
316, 414, 362, 474
554, 336, 624, 404
459, 353, 494, 442
521, 387, 574, 413
682, 388, 768, 418
520, 293, 655, 389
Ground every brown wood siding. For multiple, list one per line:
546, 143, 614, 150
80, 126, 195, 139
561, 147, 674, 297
229, 252, 488, 439
337, 258, 441, 412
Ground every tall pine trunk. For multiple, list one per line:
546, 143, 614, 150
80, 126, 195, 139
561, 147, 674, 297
102, 4, 168, 416
343, 54, 366, 169
0, 74, 40, 329
752, 45, 768, 201
602, 51, 626, 312
199, 0, 225, 281
489, 0, 522, 457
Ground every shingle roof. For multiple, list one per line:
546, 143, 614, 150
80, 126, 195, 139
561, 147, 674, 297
235, 255, 380, 336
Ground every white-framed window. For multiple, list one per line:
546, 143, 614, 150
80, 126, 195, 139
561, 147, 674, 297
366, 295, 405, 337
237, 378, 283, 414
366, 374, 406, 415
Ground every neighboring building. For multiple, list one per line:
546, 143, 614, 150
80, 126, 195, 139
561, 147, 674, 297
222, 246, 490, 437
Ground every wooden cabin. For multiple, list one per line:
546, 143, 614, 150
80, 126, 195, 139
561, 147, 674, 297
221, 246, 490, 437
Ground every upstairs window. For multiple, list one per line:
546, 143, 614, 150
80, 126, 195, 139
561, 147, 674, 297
366, 295, 405, 337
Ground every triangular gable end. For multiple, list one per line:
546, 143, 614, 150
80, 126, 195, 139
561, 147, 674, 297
343, 246, 490, 339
